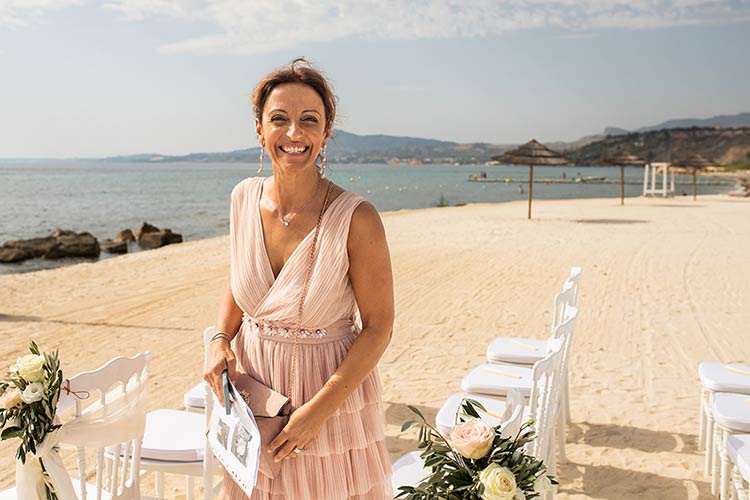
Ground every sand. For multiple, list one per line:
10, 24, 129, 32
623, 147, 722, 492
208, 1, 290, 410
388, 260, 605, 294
1, 193, 749, 499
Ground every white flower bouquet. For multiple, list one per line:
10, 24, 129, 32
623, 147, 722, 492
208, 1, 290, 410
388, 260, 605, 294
398, 400, 556, 500
0, 341, 63, 499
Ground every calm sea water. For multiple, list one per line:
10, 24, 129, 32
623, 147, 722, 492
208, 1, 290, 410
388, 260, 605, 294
0, 161, 734, 275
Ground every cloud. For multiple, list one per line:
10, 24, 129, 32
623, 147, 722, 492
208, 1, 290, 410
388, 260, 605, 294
0, 0, 80, 29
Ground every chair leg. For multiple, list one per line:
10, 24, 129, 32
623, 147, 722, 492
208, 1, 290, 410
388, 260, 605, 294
706, 410, 715, 478
698, 388, 706, 452
721, 429, 732, 500
563, 369, 571, 424
713, 426, 721, 496
557, 406, 567, 464
186, 476, 194, 500
156, 471, 165, 499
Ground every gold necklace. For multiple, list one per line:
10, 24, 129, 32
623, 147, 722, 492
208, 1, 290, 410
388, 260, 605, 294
278, 177, 323, 227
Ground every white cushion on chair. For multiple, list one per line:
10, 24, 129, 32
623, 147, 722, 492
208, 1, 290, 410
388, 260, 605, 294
713, 393, 750, 432
699, 362, 750, 393
486, 337, 546, 365
727, 434, 750, 481
435, 393, 510, 436
141, 409, 205, 462
184, 381, 208, 410
461, 364, 532, 397
392, 451, 429, 496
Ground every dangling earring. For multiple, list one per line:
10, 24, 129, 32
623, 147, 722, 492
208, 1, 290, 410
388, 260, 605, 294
318, 145, 327, 179
257, 146, 264, 175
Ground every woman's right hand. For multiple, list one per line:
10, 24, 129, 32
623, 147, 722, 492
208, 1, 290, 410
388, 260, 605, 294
203, 339, 237, 407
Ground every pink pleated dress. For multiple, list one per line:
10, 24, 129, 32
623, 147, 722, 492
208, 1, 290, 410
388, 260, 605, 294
222, 177, 392, 499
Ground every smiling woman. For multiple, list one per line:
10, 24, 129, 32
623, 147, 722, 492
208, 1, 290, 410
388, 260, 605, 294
203, 58, 394, 499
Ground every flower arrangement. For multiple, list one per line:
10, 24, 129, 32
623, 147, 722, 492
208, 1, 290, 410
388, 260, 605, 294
397, 399, 556, 500
0, 341, 63, 500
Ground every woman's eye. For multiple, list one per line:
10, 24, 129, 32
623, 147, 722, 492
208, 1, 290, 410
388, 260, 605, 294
302, 116, 319, 123
270, 115, 287, 122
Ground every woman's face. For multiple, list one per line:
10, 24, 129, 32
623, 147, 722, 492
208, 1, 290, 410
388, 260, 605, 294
256, 82, 329, 176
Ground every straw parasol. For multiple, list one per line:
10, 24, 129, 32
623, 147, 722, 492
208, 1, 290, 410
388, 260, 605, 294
595, 148, 646, 206
492, 139, 572, 219
672, 153, 714, 200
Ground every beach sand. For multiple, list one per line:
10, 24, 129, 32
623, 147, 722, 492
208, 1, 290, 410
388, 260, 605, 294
2, 194, 749, 499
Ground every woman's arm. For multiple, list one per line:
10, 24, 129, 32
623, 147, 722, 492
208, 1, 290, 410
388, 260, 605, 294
204, 282, 244, 405
269, 201, 394, 461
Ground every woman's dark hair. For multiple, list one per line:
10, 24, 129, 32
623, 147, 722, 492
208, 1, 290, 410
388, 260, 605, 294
252, 58, 337, 134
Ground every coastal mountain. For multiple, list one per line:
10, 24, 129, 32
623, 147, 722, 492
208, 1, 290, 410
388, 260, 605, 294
600, 112, 750, 136
565, 127, 750, 165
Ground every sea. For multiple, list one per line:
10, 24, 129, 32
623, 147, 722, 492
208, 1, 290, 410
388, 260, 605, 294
0, 161, 736, 275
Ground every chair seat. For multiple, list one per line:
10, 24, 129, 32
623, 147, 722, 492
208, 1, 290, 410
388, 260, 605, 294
486, 337, 546, 365
140, 409, 205, 462
461, 364, 532, 397
699, 362, 750, 393
727, 434, 750, 481
184, 381, 208, 410
392, 451, 429, 496
435, 393, 512, 436
713, 393, 750, 432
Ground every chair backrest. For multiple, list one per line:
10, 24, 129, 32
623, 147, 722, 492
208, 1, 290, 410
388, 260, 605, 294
551, 281, 576, 333
202, 326, 221, 498
527, 307, 578, 464
64, 352, 150, 500
566, 266, 582, 304
498, 389, 525, 440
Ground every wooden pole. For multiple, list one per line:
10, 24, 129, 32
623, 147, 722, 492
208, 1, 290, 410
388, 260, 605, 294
693, 168, 697, 200
620, 166, 625, 205
527, 165, 534, 219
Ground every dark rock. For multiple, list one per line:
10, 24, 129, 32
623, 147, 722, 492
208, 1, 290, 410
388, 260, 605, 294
135, 222, 160, 241
0, 247, 33, 263
114, 229, 135, 243
3, 237, 57, 257
138, 229, 183, 249
101, 239, 128, 254
44, 232, 100, 259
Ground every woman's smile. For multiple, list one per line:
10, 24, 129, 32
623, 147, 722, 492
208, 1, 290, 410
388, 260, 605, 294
279, 144, 309, 156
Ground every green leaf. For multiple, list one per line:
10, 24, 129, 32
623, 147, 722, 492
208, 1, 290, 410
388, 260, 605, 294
401, 421, 421, 433
407, 405, 426, 421
1, 427, 22, 440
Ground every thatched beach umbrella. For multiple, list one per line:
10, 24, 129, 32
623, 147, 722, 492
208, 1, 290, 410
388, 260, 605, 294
492, 139, 572, 219
673, 153, 714, 200
596, 149, 646, 206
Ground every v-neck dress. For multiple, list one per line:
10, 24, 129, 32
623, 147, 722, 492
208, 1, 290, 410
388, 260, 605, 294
223, 177, 392, 500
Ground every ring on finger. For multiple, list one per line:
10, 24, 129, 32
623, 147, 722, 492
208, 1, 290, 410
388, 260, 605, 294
293, 447, 304, 454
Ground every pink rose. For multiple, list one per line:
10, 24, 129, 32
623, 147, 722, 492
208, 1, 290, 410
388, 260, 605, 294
0, 388, 22, 410
450, 418, 495, 459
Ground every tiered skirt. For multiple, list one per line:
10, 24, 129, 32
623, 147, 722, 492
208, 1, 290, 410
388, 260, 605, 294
221, 321, 392, 499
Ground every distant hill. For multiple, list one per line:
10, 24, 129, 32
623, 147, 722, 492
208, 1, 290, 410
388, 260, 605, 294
566, 127, 750, 165
100, 129, 512, 165
598, 112, 750, 137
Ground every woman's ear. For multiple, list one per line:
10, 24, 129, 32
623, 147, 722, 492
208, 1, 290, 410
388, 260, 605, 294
255, 118, 264, 147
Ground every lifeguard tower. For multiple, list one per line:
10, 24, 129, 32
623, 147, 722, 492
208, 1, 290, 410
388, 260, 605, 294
642, 162, 675, 197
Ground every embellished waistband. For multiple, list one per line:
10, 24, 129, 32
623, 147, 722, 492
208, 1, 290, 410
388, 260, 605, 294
241, 313, 357, 344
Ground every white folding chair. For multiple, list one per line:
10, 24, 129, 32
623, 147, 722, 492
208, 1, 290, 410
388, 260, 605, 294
698, 362, 750, 487
712, 393, 750, 499
0, 352, 150, 500
137, 327, 220, 499
728, 434, 750, 500
392, 389, 525, 497
467, 307, 577, 466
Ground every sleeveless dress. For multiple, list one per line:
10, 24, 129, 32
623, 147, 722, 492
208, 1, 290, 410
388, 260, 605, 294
223, 177, 392, 500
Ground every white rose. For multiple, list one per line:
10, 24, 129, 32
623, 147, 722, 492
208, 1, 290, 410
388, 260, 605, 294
533, 473, 552, 493
16, 355, 45, 382
479, 463, 518, 500
21, 382, 44, 404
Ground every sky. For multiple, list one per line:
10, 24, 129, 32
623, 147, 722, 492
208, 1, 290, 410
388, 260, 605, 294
1, 0, 749, 158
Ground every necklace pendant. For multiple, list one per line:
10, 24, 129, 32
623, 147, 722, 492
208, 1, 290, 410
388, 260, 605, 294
280, 218, 289, 227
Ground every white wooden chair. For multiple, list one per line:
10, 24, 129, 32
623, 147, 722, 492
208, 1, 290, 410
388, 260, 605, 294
712, 393, 750, 499
0, 352, 150, 500
136, 327, 220, 499
392, 389, 526, 497
698, 362, 750, 487
466, 307, 578, 466
728, 434, 750, 500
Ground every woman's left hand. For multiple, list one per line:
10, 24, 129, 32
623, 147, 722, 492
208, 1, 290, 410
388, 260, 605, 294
268, 401, 331, 462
